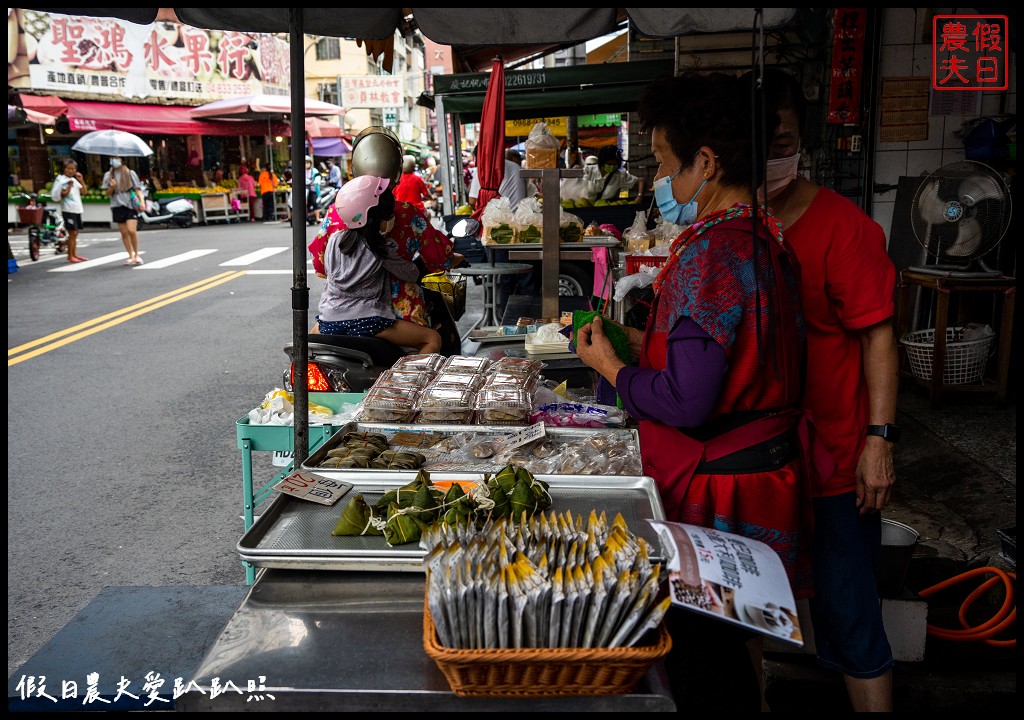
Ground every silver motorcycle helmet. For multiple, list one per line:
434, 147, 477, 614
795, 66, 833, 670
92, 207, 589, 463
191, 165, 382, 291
351, 126, 403, 185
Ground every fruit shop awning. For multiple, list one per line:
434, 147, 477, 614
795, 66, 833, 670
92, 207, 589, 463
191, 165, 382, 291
64, 101, 287, 137
310, 137, 353, 157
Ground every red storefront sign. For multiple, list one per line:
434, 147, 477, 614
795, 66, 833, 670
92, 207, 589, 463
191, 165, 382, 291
932, 15, 1009, 91
827, 8, 867, 125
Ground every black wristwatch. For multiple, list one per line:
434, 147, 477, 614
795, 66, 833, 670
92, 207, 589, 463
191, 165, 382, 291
866, 424, 901, 443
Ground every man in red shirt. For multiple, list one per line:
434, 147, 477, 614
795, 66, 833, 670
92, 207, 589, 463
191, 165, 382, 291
392, 155, 432, 212
763, 68, 899, 712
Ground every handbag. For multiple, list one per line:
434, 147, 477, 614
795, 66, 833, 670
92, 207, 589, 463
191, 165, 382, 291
421, 271, 467, 321
129, 187, 145, 212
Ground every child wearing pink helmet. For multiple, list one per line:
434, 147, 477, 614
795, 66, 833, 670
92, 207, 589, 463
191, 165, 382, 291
315, 175, 441, 354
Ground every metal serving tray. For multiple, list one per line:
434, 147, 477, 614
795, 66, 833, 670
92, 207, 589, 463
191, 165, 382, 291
237, 473, 665, 573
302, 421, 642, 479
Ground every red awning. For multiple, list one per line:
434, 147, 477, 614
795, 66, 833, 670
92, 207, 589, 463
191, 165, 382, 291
64, 101, 288, 137
17, 93, 68, 117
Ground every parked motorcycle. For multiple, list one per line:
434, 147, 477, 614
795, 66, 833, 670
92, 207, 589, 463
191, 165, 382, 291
11, 193, 67, 260
137, 188, 196, 228
283, 333, 406, 393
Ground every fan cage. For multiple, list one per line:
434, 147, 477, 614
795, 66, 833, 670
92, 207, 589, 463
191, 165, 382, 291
910, 161, 1011, 262
901, 327, 995, 385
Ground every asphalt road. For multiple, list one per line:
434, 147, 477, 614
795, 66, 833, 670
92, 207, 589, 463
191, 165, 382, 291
7, 218, 400, 677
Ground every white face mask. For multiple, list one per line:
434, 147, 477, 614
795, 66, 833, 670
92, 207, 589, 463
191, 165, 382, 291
760, 150, 800, 201
110, 159, 123, 169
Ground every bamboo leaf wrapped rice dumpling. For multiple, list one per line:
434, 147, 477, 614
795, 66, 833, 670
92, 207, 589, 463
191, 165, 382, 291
332, 494, 385, 536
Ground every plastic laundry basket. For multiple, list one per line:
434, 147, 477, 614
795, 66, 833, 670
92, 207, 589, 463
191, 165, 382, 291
900, 327, 995, 385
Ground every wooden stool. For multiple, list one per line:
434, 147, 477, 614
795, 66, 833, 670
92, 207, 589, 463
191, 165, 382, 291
897, 269, 1015, 408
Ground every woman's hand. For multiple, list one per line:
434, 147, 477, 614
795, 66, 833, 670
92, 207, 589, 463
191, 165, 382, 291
574, 315, 626, 385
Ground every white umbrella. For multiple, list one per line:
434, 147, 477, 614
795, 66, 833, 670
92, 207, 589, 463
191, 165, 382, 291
72, 129, 153, 157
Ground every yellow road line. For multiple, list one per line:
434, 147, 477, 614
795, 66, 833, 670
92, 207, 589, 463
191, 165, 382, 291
8, 271, 247, 366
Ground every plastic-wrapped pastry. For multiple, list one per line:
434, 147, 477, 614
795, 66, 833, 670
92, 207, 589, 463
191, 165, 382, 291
415, 386, 476, 424
465, 438, 496, 458
474, 387, 532, 425
391, 353, 446, 373
359, 386, 421, 423
439, 355, 493, 376
432, 432, 474, 453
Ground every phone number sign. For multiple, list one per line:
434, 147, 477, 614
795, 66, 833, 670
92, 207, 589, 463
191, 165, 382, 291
932, 14, 1009, 91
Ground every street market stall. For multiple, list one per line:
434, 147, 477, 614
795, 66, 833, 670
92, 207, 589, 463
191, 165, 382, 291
44, 8, 801, 712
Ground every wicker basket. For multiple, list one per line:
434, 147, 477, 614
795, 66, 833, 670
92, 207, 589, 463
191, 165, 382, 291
421, 272, 467, 321
17, 206, 44, 225
901, 327, 995, 385
423, 600, 672, 698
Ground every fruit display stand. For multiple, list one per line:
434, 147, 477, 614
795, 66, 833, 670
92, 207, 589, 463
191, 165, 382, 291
275, 187, 291, 219
197, 191, 231, 224
228, 189, 248, 222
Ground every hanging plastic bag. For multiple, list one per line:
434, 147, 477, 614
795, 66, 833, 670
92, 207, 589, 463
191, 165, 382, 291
622, 210, 653, 253
558, 207, 584, 243
523, 122, 560, 169
513, 197, 544, 244
651, 216, 686, 246
480, 196, 516, 245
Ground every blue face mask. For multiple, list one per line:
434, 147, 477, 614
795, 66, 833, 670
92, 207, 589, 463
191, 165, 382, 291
653, 155, 707, 226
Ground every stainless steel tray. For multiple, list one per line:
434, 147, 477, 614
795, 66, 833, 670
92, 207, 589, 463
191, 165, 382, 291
237, 473, 665, 572
303, 421, 642, 479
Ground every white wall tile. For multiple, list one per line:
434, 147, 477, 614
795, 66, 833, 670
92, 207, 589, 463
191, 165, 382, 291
871, 201, 896, 244
882, 8, 916, 45
880, 44, 914, 76
875, 151, 908, 185
907, 149, 942, 177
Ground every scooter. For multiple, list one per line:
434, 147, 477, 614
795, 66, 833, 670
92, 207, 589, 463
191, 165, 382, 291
281, 219, 474, 392
305, 184, 339, 226
282, 333, 407, 393
137, 188, 196, 228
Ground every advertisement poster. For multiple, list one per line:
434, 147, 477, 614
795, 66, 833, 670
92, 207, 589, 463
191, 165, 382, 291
648, 520, 803, 646
8, 9, 290, 102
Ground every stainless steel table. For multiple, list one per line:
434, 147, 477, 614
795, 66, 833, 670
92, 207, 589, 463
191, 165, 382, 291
456, 262, 534, 338
177, 569, 677, 712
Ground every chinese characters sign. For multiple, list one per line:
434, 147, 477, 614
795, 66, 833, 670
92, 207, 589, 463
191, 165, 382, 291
341, 76, 404, 109
932, 14, 1009, 91
506, 117, 567, 137
8, 9, 290, 102
827, 8, 867, 125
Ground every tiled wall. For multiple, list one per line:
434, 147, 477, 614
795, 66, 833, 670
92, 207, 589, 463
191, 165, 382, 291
871, 7, 1016, 243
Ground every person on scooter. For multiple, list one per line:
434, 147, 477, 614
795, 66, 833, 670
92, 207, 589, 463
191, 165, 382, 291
310, 126, 465, 354
49, 158, 86, 263
316, 175, 441, 355
393, 155, 432, 213
325, 158, 343, 189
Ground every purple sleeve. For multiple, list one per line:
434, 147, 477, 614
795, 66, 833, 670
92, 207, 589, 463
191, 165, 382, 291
616, 317, 727, 428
